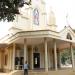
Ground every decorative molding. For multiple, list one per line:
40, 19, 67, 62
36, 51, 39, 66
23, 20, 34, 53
20, 14, 29, 19
41, 12, 47, 15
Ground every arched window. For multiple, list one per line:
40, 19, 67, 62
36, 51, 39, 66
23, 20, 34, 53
66, 33, 72, 40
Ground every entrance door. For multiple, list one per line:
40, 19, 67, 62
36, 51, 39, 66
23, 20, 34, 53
33, 53, 40, 68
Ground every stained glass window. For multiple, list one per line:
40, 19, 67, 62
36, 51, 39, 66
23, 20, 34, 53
33, 8, 39, 25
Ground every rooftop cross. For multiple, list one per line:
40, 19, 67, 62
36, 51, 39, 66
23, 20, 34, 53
66, 13, 70, 26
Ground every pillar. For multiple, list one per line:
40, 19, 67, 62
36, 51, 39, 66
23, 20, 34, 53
24, 39, 27, 64
44, 38, 48, 71
59, 51, 61, 68
12, 43, 16, 70
31, 46, 33, 69
70, 43, 74, 69
54, 39, 57, 70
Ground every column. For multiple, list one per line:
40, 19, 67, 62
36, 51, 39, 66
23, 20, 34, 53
24, 39, 27, 64
31, 46, 33, 69
44, 38, 48, 71
10, 48, 12, 70
70, 43, 74, 69
57, 49, 60, 68
54, 39, 57, 70
12, 43, 16, 70
59, 52, 61, 68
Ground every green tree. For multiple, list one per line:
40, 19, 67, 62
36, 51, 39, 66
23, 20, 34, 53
0, 0, 31, 22
61, 49, 71, 65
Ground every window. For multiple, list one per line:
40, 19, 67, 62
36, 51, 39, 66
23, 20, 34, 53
66, 33, 72, 40
33, 8, 39, 25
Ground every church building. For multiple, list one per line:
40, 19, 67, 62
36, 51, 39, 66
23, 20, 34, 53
0, 0, 75, 75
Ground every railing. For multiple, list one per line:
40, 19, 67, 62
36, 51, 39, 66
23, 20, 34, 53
15, 65, 23, 70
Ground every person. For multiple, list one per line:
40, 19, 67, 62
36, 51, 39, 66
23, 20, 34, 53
24, 61, 29, 75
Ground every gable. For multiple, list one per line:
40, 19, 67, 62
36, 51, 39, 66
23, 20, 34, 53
59, 26, 75, 40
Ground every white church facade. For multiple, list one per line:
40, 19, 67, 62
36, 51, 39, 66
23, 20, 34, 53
0, 0, 75, 75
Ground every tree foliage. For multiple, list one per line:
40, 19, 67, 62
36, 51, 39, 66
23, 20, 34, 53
0, 0, 31, 22
61, 49, 71, 65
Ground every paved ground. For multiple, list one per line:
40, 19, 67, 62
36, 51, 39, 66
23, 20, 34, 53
0, 73, 8, 75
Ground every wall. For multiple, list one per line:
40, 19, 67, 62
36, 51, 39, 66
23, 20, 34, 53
3, 45, 13, 72
0, 50, 4, 71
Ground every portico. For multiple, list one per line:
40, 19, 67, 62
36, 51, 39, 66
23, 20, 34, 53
0, 27, 74, 72
12, 37, 75, 72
